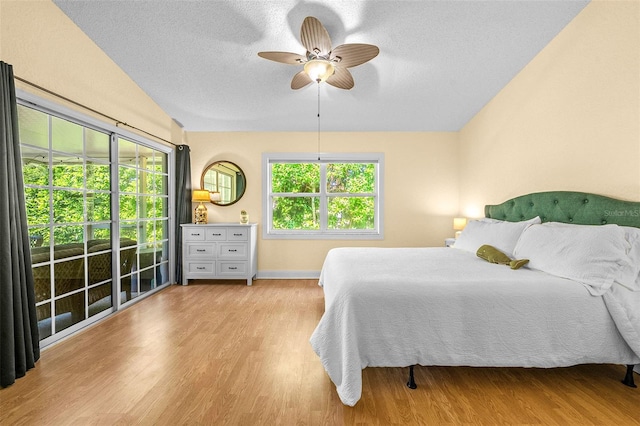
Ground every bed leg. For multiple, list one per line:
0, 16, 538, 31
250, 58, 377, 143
406, 365, 417, 389
622, 365, 637, 388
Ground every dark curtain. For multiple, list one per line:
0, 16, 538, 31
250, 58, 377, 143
0, 61, 40, 387
174, 145, 192, 284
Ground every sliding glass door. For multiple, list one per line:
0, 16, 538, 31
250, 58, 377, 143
18, 100, 173, 346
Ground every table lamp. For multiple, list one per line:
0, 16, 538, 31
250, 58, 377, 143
453, 217, 467, 239
192, 190, 211, 224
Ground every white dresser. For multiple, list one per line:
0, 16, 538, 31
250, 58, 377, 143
181, 223, 258, 286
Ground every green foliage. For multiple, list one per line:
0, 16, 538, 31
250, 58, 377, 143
271, 162, 376, 231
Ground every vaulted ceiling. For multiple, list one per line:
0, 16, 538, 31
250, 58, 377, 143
53, 0, 589, 132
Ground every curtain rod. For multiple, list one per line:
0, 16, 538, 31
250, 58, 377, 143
14, 75, 177, 147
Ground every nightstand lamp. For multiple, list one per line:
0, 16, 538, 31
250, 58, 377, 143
192, 190, 211, 224
453, 217, 467, 239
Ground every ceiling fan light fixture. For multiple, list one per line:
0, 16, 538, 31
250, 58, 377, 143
304, 59, 335, 83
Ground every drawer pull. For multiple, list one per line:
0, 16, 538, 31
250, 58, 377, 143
229, 249, 237, 252
212, 233, 222, 236
196, 249, 206, 252
233, 233, 243, 236
196, 267, 206, 270
229, 267, 238, 270
191, 233, 201, 237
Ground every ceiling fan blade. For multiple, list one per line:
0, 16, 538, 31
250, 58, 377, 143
258, 51, 307, 65
326, 67, 354, 90
300, 16, 332, 57
291, 71, 313, 90
331, 44, 380, 68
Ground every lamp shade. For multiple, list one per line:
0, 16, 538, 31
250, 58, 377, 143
453, 217, 467, 231
192, 190, 211, 202
304, 59, 335, 83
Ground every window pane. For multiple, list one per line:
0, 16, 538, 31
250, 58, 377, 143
120, 220, 138, 241
272, 196, 320, 230
18, 105, 49, 149
139, 145, 154, 170
88, 247, 112, 286
272, 163, 319, 193
29, 226, 50, 250
55, 291, 84, 331
88, 283, 112, 317
119, 195, 137, 220
53, 225, 84, 245
36, 303, 52, 339
53, 189, 84, 223
52, 117, 83, 155
52, 156, 84, 189
140, 195, 154, 219
86, 162, 110, 191
22, 146, 49, 186
154, 197, 167, 218
25, 188, 50, 226
119, 165, 137, 193
87, 192, 111, 222
54, 257, 84, 297
155, 152, 168, 174
139, 170, 153, 194
118, 138, 137, 166
327, 163, 375, 193
33, 264, 51, 301
328, 197, 375, 230
88, 225, 110, 241
85, 128, 110, 161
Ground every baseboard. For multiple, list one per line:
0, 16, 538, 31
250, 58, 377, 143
257, 270, 320, 279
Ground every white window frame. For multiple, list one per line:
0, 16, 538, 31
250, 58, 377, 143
262, 152, 384, 240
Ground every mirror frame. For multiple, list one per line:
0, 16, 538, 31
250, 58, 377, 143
200, 160, 246, 206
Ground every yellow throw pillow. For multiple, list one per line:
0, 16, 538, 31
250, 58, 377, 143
476, 244, 529, 270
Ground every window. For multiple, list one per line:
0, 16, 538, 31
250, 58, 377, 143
18, 94, 173, 347
262, 153, 384, 239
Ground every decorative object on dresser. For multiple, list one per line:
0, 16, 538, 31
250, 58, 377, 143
192, 190, 211, 224
181, 223, 258, 286
240, 210, 249, 224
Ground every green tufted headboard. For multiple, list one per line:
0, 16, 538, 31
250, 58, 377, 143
485, 191, 640, 228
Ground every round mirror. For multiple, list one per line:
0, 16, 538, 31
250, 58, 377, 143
200, 161, 246, 206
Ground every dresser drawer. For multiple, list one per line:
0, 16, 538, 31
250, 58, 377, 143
218, 243, 247, 259
184, 229, 206, 241
218, 261, 248, 275
186, 262, 215, 274
227, 229, 248, 241
186, 243, 215, 257
205, 228, 227, 241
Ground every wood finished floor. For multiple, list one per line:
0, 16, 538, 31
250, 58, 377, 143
1, 279, 639, 425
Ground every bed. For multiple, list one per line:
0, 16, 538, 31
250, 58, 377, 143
309, 191, 640, 406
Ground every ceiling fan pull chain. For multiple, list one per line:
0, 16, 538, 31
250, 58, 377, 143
317, 83, 321, 161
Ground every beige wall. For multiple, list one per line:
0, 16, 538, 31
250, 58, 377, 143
4, 0, 638, 276
458, 0, 640, 216
187, 131, 459, 274
0, 0, 179, 145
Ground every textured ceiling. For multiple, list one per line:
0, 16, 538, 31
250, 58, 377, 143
52, 0, 589, 132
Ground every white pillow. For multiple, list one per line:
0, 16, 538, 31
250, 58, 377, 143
513, 222, 629, 296
616, 226, 640, 291
453, 216, 541, 256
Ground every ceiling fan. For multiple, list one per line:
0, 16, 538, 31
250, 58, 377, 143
258, 16, 379, 90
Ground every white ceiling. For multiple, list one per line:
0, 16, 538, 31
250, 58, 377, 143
52, 0, 589, 132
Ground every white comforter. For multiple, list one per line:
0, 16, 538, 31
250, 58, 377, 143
309, 247, 640, 406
